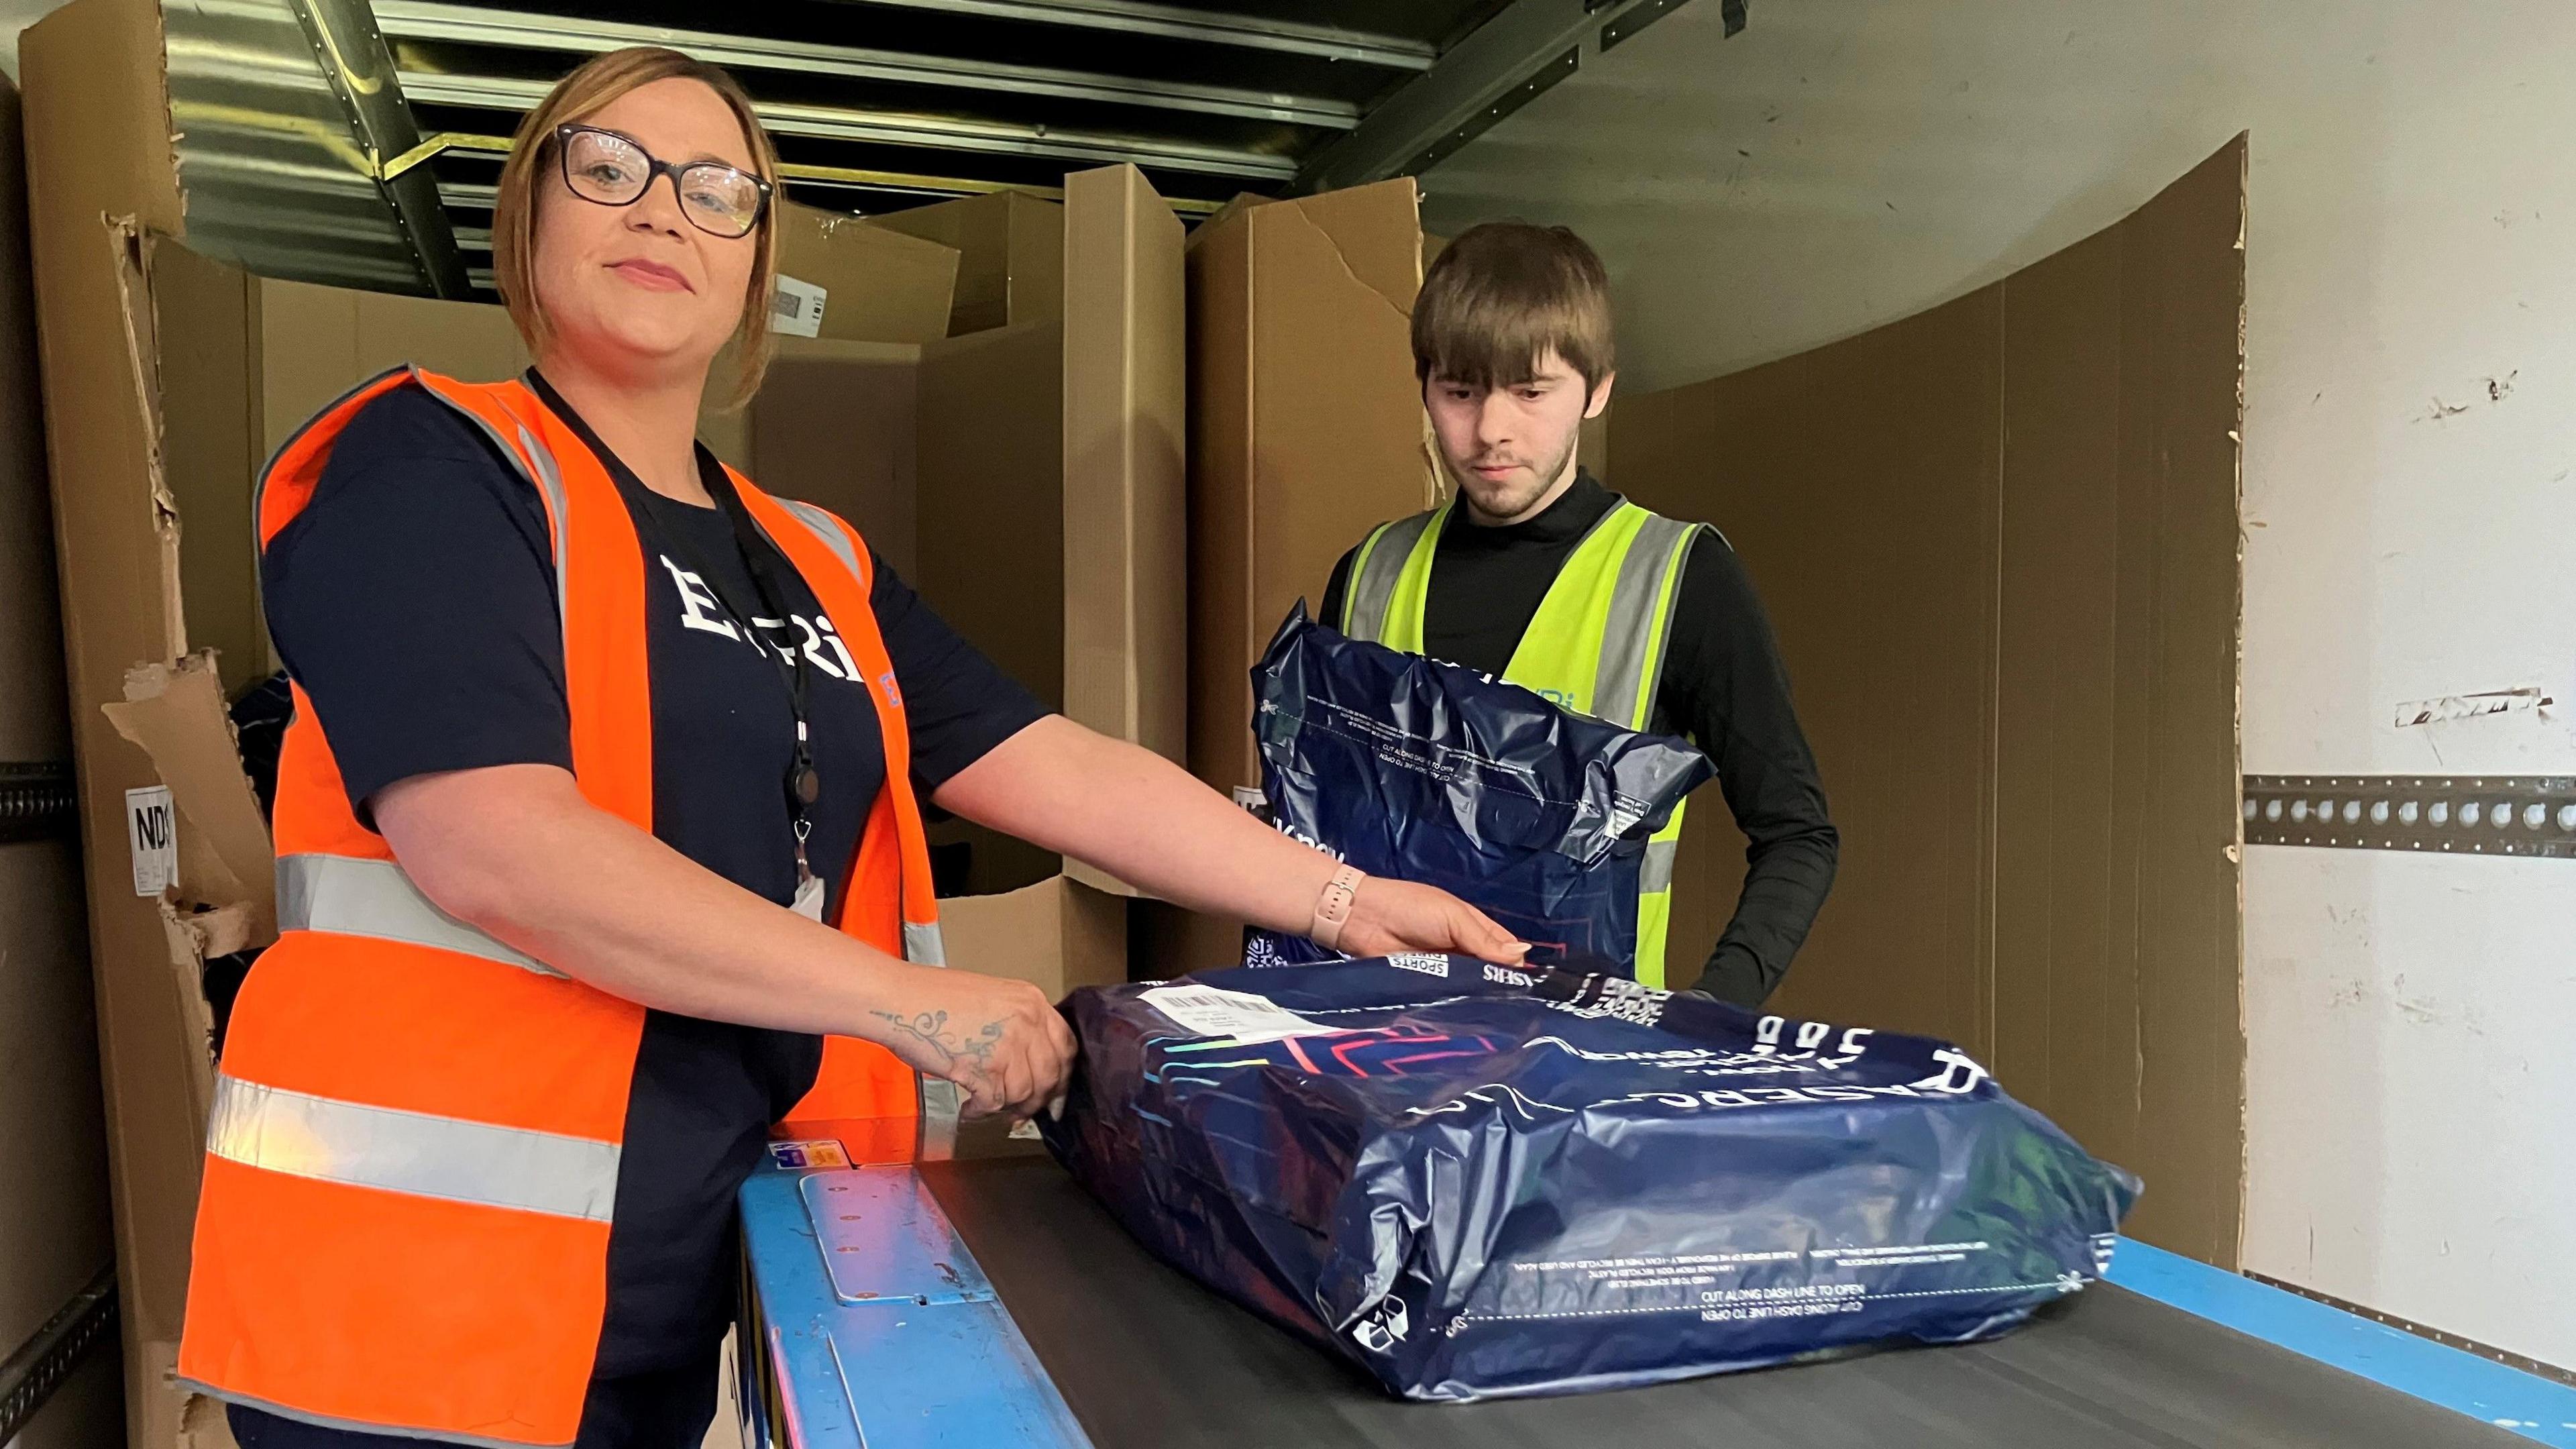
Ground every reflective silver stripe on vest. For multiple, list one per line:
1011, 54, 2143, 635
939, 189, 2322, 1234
515, 423, 574, 631
1642, 837, 1680, 894
916, 1077, 963, 1162
1344, 511, 1437, 642
400, 379, 576, 625
409, 381, 576, 621
904, 920, 947, 966
1592, 514, 1705, 732
278, 853, 566, 979
208, 1074, 621, 1222
174, 1381, 574, 1449
773, 497, 866, 581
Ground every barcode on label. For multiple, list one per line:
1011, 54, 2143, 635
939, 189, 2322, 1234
770, 274, 827, 337
1142, 984, 1344, 1043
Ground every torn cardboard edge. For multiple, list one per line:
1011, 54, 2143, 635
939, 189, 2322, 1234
101, 651, 274, 943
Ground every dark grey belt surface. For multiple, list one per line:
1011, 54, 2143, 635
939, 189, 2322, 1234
921, 1157, 2521, 1449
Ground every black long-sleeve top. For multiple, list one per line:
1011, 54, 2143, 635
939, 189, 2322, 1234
1321, 471, 1837, 1006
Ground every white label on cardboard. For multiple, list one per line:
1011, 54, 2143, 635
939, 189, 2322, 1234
1141, 984, 1343, 1043
125, 786, 176, 896
770, 274, 827, 338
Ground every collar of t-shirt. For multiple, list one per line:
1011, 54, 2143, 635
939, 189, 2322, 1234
523, 368, 732, 507
1439, 468, 1619, 553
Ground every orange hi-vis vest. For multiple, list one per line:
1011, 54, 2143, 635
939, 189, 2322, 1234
177, 368, 956, 1446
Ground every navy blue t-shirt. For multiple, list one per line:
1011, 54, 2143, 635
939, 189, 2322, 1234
260, 372, 1044, 1377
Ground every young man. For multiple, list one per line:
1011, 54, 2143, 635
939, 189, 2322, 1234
1320, 222, 1837, 1006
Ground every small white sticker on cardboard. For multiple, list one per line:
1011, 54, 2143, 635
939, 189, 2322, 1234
770, 274, 827, 338
125, 785, 176, 896
1142, 984, 1344, 1043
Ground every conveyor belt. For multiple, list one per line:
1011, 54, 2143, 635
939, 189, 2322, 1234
918, 1156, 2529, 1449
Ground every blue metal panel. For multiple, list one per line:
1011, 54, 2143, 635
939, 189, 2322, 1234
741, 1160, 1093, 1449
2108, 1237, 2576, 1448
802, 1169, 999, 1308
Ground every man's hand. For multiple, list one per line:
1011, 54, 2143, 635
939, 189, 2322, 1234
865, 967, 1077, 1120
1333, 877, 1528, 967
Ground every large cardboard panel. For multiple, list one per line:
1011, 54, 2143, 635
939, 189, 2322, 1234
773, 202, 959, 345
1614, 142, 2245, 1267
19, 0, 217, 1438
733, 339, 922, 580
916, 320, 1065, 712
256, 280, 527, 455
148, 245, 262, 697
1994, 221, 2133, 1177
1183, 197, 1253, 803
1618, 293, 2002, 1055
0, 70, 117, 1449
935, 875, 1125, 1000
1060, 166, 1186, 896
1995, 142, 2246, 1265
2112, 140, 2245, 1265
869, 191, 1065, 336
1185, 178, 1436, 800
915, 319, 1065, 895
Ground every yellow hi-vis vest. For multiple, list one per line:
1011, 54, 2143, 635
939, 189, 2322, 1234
1340, 496, 1705, 987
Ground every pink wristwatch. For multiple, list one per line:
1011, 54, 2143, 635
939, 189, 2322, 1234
1310, 863, 1366, 952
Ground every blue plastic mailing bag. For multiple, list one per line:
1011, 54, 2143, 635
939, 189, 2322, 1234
1042, 956, 2141, 1402
1244, 608, 1712, 975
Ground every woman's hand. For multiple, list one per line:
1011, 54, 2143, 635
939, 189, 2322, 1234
863, 965, 1077, 1121
933, 720, 1533, 969
1334, 877, 1527, 965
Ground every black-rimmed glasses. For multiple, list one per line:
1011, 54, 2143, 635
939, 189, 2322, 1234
553, 123, 771, 239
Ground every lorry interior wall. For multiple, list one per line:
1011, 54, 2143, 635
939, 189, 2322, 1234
1611, 140, 2246, 1267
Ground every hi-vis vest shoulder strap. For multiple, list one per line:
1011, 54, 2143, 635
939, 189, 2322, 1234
179, 368, 949, 1448
1342, 496, 1707, 988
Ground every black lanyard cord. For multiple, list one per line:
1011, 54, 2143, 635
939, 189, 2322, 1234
633, 470, 822, 822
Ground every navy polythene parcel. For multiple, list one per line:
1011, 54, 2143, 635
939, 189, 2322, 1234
1041, 955, 2141, 1401
1244, 607, 1712, 974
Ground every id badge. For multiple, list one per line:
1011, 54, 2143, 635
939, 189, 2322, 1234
791, 869, 827, 924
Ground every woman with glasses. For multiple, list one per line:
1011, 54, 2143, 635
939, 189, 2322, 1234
178, 47, 1525, 1449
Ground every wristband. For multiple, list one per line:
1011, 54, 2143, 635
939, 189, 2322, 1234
1309, 863, 1366, 953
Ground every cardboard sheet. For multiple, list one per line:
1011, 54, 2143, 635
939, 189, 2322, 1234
21, 1, 215, 1438
1059, 165, 1185, 896
711, 337, 922, 578
870, 191, 1065, 336
936, 875, 1125, 1000
0, 68, 117, 1449
773, 202, 959, 346
917, 319, 1069, 896
1183, 177, 1440, 800
1607, 140, 2247, 1267
1619, 291, 2004, 1046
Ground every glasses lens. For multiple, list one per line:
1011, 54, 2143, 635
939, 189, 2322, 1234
677, 164, 763, 238
563, 129, 649, 204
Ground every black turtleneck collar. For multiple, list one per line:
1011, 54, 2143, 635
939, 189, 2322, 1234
1442, 468, 1618, 550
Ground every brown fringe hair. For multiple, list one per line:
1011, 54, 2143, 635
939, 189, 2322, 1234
1412, 221, 1614, 393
